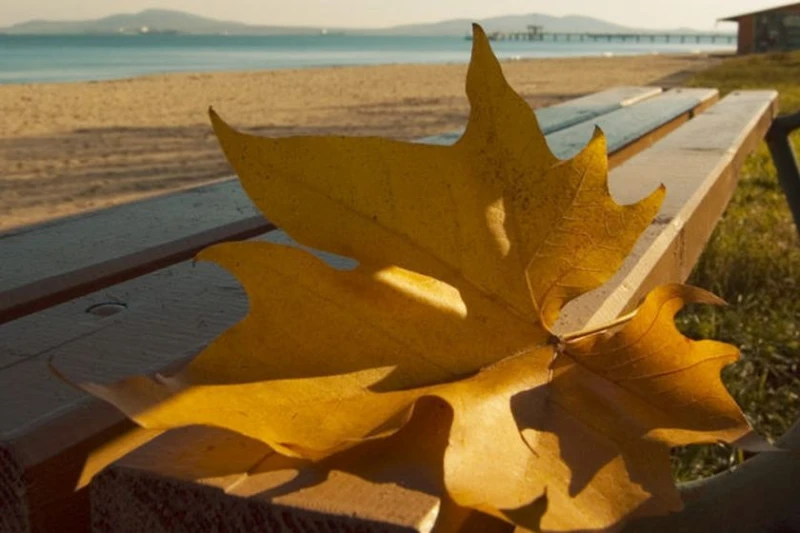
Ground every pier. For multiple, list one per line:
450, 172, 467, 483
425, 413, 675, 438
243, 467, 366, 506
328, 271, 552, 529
469, 25, 736, 45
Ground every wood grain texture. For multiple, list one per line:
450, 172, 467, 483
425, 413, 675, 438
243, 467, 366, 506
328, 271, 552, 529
0, 87, 662, 325
87, 91, 777, 532
0, 444, 28, 533
91, 403, 511, 533
0, 185, 271, 325
90, 425, 444, 533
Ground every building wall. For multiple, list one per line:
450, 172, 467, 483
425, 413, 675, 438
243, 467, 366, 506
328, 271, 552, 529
736, 4, 800, 54
738, 14, 754, 53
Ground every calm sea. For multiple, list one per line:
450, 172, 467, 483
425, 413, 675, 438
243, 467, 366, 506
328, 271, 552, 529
0, 34, 735, 85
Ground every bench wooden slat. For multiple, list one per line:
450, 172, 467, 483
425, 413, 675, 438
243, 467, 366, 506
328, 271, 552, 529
0, 205, 271, 325
0, 86, 662, 325
86, 89, 777, 533
90, 425, 451, 533
556, 89, 778, 332
547, 87, 718, 162
417, 85, 661, 145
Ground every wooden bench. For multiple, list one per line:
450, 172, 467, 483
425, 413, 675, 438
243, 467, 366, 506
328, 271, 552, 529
0, 85, 789, 533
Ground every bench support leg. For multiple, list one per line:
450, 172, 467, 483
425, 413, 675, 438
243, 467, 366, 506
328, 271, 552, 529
766, 111, 800, 235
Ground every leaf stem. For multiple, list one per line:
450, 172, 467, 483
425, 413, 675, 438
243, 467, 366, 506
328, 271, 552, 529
560, 310, 638, 343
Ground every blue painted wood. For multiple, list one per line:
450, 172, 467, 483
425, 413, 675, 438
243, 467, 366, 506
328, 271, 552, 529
417, 85, 661, 145
548, 87, 718, 159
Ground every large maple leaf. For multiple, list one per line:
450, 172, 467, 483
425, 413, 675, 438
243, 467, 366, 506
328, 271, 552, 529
79, 25, 761, 532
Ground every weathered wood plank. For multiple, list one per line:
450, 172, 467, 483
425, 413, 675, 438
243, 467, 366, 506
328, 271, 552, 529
0, 181, 269, 325
422, 87, 717, 185
546, 87, 718, 160
87, 90, 777, 532
90, 418, 444, 533
91, 402, 510, 533
556, 89, 778, 332
0, 87, 661, 325
418, 85, 661, 145
0, 231, 345, 533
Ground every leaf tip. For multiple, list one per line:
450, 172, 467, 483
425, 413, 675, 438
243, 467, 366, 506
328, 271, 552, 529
467, 23, 499, 76
685, 284, 727, 307
208, 106, 226, 131
730, 430, 779, 453
208, 106, 224, 130
652, 182, 667, 206
195, 242, 227, 265
208, 107, 244, 147
471, 22, 487, 41
588, 124, 608, 151
47, 354, 85, 393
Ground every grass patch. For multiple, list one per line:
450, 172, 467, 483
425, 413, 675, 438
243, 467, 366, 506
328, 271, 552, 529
670, 51, 800, 481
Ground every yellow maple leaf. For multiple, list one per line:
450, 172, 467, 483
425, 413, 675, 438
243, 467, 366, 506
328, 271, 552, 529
78, 24, 761, 532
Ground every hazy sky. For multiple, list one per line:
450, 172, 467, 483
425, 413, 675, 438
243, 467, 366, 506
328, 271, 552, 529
0, 0, 786, 30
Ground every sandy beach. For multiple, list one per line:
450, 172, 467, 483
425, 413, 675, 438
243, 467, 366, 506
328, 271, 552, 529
0, 54, 721, 231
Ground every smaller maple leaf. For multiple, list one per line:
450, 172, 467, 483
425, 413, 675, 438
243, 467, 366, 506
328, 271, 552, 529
513, 284, 764, 531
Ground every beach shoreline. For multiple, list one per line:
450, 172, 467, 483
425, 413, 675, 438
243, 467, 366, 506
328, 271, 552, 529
0, 53, 722, 231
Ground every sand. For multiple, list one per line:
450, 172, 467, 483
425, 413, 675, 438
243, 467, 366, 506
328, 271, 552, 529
0, 54, 722, 231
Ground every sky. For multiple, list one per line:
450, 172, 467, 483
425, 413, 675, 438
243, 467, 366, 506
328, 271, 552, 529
0, 0, 789, 30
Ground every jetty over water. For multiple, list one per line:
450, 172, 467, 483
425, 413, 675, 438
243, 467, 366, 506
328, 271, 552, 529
468, 25, 736, 44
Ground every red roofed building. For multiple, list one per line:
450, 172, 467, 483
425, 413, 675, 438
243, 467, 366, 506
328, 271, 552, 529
720, 2, 800, 54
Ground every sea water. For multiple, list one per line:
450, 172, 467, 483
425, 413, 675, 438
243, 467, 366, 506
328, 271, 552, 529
0, 33, 734, 85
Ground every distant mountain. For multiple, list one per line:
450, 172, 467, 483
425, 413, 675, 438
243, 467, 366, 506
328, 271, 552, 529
361, 14, 638, 36
0, 9, 729, 36
0, 9, 323, 35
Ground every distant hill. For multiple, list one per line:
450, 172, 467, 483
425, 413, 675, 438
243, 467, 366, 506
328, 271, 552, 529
360, 14, 638, 36
0, 9, 729, 36
0, 9, 323, 35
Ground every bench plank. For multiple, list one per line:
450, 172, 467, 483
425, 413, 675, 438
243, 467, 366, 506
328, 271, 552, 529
0, 182, 270, 325
556, 89, 778, 332
546, 87, 717, 162
0, 86, 662, 325
90, 419, 449, 533
86, 90, 776, 533
0, 231, 311, 533
417, 85, 661, 145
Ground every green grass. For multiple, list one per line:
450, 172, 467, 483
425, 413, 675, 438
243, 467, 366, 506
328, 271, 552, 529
670, 51, 800, 481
